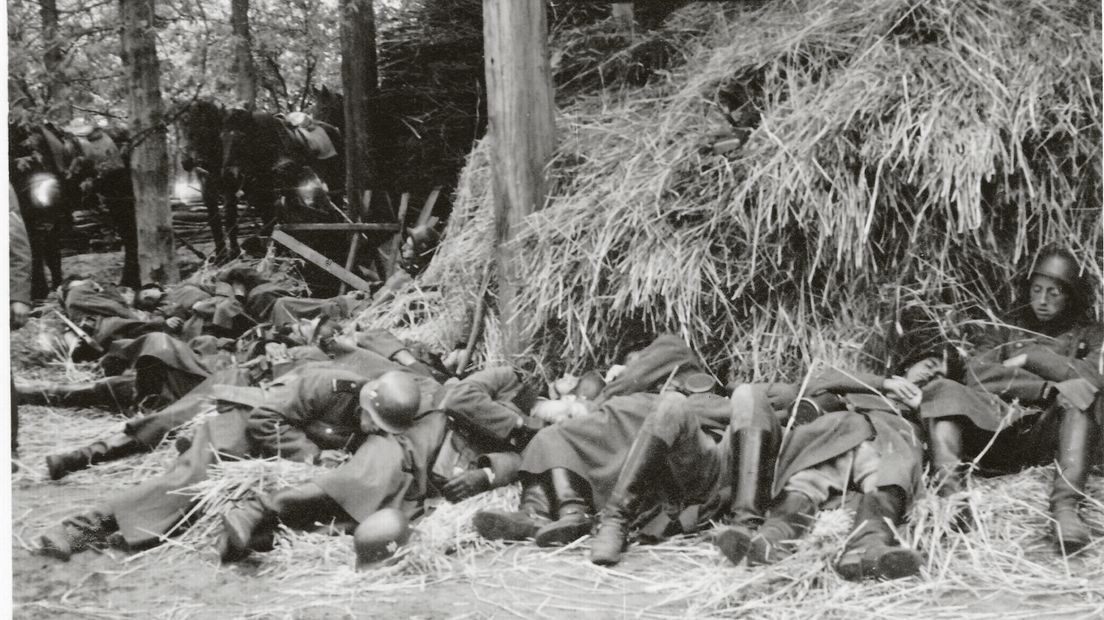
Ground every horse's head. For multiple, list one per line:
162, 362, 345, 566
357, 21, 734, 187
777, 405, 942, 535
177, 99, 223, 175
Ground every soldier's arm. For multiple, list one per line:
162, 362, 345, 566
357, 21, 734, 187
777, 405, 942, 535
1020, 326, 1104, 388
965, 362, 1052, 403
245, 385, 321, 463
439, 367, 526, 442
803, 367, 887, 395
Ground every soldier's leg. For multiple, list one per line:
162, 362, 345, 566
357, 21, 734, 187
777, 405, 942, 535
835, 442, 922, 581
590, 393, 712, 566
16, 374, 137, 410
219, 481, 347, 563
473, 473, 553, 541
715, 385, 782, 563
534, 468, 596, 547
1050, 397, 1099, 555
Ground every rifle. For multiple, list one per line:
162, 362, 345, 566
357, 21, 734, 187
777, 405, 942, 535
53, 310, 105, 356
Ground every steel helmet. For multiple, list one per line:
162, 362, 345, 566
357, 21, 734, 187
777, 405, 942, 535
359, 371, 421, 434
1029, 248, 1081, 290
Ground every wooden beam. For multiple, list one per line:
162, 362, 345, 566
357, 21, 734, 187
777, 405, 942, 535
416, 186, 442, 228
276, 223, 400, 232
389, 192, 411, 270
271, 229, 375, 292
484, 0, 555, 360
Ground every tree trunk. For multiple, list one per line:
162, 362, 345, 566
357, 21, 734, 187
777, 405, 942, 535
340, 0, 380, 221
39, 0, 69, 118
120, 0, 178, 284
230, 0, 257, 109
483, 0, 556, 360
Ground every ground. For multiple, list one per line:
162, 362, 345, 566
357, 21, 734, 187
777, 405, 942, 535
10, 247, 1104, 619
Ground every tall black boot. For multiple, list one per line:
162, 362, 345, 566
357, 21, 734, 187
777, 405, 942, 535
746, 491, 817, 566
534, 468, 595, 547
36, 509, 118, 561
589, 433, 667, 566
835, 486, 921, 581
219, 493, 280, 563
473, 476, 553, 541
46, 433, 144, 480
1050, 407, 1095, 555
715, 427, 778, 564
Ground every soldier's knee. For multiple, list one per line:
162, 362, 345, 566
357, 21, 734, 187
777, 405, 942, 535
642, 393, 694, 439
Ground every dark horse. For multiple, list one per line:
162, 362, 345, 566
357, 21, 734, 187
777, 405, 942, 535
9, 119, 139, 292
178, 100, 346, 257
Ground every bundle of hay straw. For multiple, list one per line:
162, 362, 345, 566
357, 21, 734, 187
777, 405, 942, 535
370, 0, 1101, 379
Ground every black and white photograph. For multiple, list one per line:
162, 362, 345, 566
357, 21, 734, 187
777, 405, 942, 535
4, 0, 1102, 617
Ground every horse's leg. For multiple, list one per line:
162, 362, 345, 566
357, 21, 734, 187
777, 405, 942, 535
201, 173, 226, 260
105, 171, 140, 287
223, 185, 241, 259
43, 211, 64, 291
29, 224, 48, 300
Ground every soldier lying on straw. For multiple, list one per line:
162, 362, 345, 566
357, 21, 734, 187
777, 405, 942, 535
922, 246, 1103, 555
214, 365, 544, 569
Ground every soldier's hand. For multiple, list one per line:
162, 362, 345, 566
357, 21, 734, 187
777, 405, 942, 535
165, 316, 184, 331
1002, 353, 1028, 369
882, 376, 921, 405
10, 302, 30, 329
442, 469, 491, 503
315, 449, 347, 468
1054, 378, 1097, 411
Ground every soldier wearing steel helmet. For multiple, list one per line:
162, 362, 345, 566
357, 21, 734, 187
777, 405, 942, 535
922, 246, 1103, 554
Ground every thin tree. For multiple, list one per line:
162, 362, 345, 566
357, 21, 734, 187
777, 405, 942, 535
230, 0, 257, 109
120, 0, 178, 283
340, 0, 380, 221
39, 0, 69, 118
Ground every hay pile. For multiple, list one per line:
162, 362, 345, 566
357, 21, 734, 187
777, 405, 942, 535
369, 0, 1101, 379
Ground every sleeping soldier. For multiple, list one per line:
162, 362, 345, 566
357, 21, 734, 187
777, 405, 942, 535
921, 247, 1103, 554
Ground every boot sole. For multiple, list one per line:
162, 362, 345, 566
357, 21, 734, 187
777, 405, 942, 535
472, 512, 541, 541
875, 548, 922, 580
219, 514, 254, 563
534, 519, 593, 548
715, 528, 754, 565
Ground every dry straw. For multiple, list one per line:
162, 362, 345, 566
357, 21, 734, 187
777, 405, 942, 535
361, 0, 1101, 381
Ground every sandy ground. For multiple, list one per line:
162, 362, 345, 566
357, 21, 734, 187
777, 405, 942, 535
10, 246, 1104, 619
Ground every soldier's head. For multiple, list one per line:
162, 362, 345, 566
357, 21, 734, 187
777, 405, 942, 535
1026, 247, 1084, 325
134, 284, 165, 310
896, 344, 964, 387
358, 371, 421, 434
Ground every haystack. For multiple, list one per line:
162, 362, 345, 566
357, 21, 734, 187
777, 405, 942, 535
365, 0, 1102, 379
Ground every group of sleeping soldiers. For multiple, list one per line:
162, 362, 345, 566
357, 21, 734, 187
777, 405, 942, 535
29, 247, 1102, 578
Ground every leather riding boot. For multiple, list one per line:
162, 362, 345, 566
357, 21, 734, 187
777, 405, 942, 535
36, 509, 118, 561
219, 494, 280, 563
715, 428, 778, 564
46, 433, 144, 480
473, 476, 553, 541
835, 486, 921, 581
16, 376, 136, 409
1050, 407, 1095, 555
590, 433, 667, 566
534, 468, 595, 547
745, 491, 817, 566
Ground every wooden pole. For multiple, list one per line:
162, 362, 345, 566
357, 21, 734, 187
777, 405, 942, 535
483, 0, 555, 361
340, 0, 380, 222
121, 0, 178, 284
230, 0, 257, 109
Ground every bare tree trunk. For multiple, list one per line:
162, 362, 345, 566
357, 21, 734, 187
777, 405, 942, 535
340, 0, 380, 221
230, 0, 257, 109
483, 0, 555, 360
120, 0, 178, 284
39, 0, 69, 119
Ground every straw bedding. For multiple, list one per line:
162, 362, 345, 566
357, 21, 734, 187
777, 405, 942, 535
361, 0, 1101, 381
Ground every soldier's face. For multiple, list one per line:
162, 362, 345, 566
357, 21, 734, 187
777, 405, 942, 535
904, 356, 947, 387
360, 406, 380, 434
1029, 275, 1069, 323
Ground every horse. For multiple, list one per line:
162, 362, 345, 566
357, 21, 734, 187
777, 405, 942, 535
9, 120, 70, 298
9, 118, 140, 291
220, 108, 346, 235
177, 99, 238, 259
